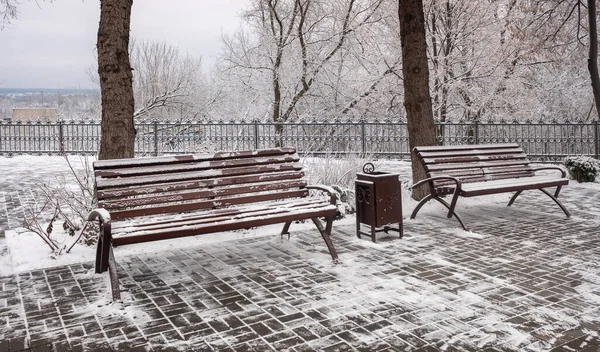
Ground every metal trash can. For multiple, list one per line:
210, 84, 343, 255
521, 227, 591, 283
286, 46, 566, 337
355, 163, 403, 242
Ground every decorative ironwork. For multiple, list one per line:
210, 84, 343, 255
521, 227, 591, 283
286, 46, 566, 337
0, 119, 598, 161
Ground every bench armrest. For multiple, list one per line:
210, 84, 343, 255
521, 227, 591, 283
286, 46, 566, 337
307, 185, 337, 205
87, 208, 112, 226
532, 166, 567, 178
412, 176, 462, 219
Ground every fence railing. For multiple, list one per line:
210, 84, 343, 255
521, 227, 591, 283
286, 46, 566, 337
0, 119, 598, 161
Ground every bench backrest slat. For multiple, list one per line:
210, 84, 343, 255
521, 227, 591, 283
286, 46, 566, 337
93, 148, 296, 169
94, 148, 310, 221
110, 189, 308, 220
97, 171, 306, 200
414, 143, 535, 195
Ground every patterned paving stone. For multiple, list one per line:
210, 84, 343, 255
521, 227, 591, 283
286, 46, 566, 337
1, 157, 600, 351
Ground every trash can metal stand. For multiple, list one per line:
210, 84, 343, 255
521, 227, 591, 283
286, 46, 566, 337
355, 171, 403, 242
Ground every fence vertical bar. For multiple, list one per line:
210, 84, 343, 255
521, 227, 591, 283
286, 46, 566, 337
254, 120, 259, 150
58, 120, 64, 154
361, 120, 366, 155
153, 121, 159, 156
474, 120, 479, 145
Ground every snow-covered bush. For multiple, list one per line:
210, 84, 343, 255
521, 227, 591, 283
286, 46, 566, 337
563, 156, 599, 183
22, 156, 98, 254
302, 154, 379, 218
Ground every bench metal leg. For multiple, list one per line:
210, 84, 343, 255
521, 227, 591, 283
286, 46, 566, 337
311, 217, 339, 263
410, 194, 469, 231
95, 225, 111, 274
410, 194, 435, 220
507, 190, 523, 207
539, 188, 571, 217
108, 247, 121, 301
508, 189, 570, 217
280, 221, 292, 239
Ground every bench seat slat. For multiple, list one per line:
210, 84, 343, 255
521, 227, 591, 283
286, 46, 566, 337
112, 204, 337, 246
111, 197, 328, 230
111, 189, 309, 220
459, 176, 568, 197
93, 148, 297, 169
95, 154, 299, 177
96, 163, 302, 188
112, 201, 332, 235
97, 170, 305, 200
99, 179, 308, 210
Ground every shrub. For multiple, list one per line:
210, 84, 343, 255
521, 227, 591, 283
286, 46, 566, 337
302, 153, 379, 218
563, 156, 599, 183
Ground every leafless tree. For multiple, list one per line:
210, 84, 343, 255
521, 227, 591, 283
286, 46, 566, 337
97, 0, 135, 160
130, 39, 203, 121
399, 0, 437, 200
220, 0, 388, 125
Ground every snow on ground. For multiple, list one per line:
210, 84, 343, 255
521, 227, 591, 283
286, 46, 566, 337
1, 155, 600, 351
1, 154, 597, 275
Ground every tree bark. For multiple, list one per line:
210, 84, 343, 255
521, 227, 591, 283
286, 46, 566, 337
97, 0, 135, 160
398, 0, 437, 200
588, 0, 600, 120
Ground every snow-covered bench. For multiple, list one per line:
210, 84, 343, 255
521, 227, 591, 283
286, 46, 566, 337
88, 148, 339, 300
410, 143, 570, 231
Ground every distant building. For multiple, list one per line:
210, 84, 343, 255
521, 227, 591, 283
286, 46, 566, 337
12, 107, 58, 122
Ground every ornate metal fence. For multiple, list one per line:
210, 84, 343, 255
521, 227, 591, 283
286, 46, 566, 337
0, 119, 598, 161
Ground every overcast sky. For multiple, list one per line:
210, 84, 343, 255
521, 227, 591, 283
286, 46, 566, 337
0, 1, 245, 89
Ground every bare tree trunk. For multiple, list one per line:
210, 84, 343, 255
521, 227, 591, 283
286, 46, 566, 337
588, 0, 600, 120
398, 0, 437, 200
97, 0, 135, 160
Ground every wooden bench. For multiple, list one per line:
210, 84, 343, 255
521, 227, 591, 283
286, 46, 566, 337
410, 143, 570, 231
86, 148, 339, 300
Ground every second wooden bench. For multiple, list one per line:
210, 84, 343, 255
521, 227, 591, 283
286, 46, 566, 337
411, 143, 570, 231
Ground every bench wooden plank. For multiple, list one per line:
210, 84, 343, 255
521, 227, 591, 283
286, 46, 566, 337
96, 163, 303, 188
95, 154, 300, 177
112, 205, 337, 246
110, 189, 309, 220
97, 171, 306, 200
110, 197, 328, 230
99, 179, 308, 210
426, 160, 531, 172
93, 148, 297, 169
417, 147, 524, 158
415, 143, 519, 152
421, 154, 528, 165
112, 201, 335, 238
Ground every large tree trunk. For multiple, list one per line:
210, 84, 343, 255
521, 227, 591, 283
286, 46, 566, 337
588, 0, 600, 120
97, 0, 135, 160
398, 0, 437, 200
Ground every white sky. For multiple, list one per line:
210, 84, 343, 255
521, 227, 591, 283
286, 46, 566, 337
0, 0, 246, 89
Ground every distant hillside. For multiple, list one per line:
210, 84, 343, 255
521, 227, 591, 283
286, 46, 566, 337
0, 88, 99, 95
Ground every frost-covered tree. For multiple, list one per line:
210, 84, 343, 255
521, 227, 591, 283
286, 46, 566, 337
89, 39, 205, 122
218, 0, 396, 122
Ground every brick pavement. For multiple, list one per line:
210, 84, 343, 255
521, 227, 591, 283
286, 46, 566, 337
1, 157, 600, 351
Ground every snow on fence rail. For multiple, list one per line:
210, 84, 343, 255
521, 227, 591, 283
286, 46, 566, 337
0, 119, 598, 161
